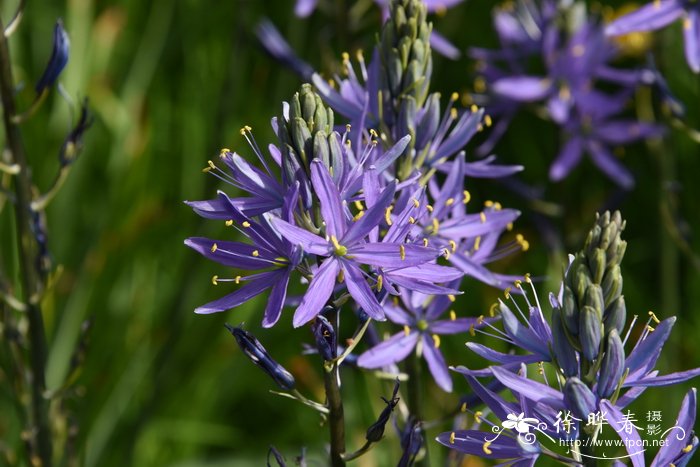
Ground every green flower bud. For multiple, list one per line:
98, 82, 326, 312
579, 305, 602, 362
603, 295, 626, 336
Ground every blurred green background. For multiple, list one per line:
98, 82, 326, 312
1, 0, 699, 465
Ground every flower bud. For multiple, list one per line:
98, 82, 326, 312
561, 286, 579, 336
225, 324, 295, 391
601, 264, 622, 307
35, 20, 70, 95
398, 418, 423, 467
366, 379, 400, 442
583, 284, 604, 319
579, 305, 602, 362
311, 312, 337, 361
564, 377, 598, 421
552, 308, 579, 377
597, 329, 625, 399
603, 295, 626, 336
588, 248, 606, 284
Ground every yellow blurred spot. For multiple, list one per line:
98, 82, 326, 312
432, 334, 440, 348
210, 243, 218, 253
450, 310, 456, 321
242, 221, 251, 228
211, 275, 218, 285
252, 250, 259, 257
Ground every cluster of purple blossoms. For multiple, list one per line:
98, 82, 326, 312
437, 212, 700, 465
469, 0, 666, 188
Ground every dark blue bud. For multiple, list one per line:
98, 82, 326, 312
398, 418, 423, 467
366, 379, 400, 442
563, 377, 598, 421
225, 323, 295, 391
59, 98, 92, 166
579, 305, 602, 362
597, 329, 625, 399
267, 445, 286, 467
311, 312, 336, 361
35, 20, 70, 94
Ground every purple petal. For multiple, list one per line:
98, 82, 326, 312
652, 388, 697, 467
625, 317, 675, 379
594, 121, 664, 145
293, 258, 339, 327
341, 261, 385, 320
605, 1, 683, 36
343, 182, 395, 245
549, 136, 584, 181
312, 73, 364, 120
422, 334, 453, 391
262, 271, 290, 328
624, 368, 700, 387
492, 76, 552, 102
600, 400, 645, 467
430, 318, 480, 335
194, 273, 275, 314
348, 243, 439, 268
466, 342, 544, 365
491, 366, 566, 411
294, 0, 318, 17
386, 274, 460, 295
436, 429, 540, 459
683, 10, 700, 73
382, 300, 412, 325
310, 160, 347, 238
429, 30, 460, 60
269, 217, 330, 256
357, 331, 419, 368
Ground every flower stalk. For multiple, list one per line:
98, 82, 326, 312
0, 14, 52, 467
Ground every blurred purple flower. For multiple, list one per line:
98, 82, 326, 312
35, 20, 70, 94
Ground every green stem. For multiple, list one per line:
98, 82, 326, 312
0, 17, 52, 467
323, 360, 346, 467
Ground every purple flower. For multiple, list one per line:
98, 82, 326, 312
255, 19, 314, 80
606, 1, 700, 72
271, 161, 441, 327
185, 192, 301, 327
358, 288, 490, 392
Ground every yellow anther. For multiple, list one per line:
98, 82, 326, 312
404, 325, 411, 337
489, 303, 498, 317
356, 49, 364, 61
449, 432, 456, 444
211, 275, 218, 285
469, 324, 475, 336
432, 334, 440, 348
521, 239, 530, 251
337, 268, 345, 283
470, 104, 479, 113
244, 125, 252, 131
463, 190, 471, 204
445, 197, 455, 206
412, 198, 420, 208
242, 221, 251, 228
451, 92, 459, 102
341, 51, 350, 62
408, 216, 416, 224
370, 128, 379, 137
483, 440, 492, 455
538, 362, 545, 374
525, 273, 532, 283
461, 402, 467, 412
207, 160, 216, 169
220, 147, 231, 155
494, 202, 502, 210
484, 114, 493, 127
506, 222, 514, 231
252, 250, 259, 257
345, 123, 351, 132
514, 279, 522, 289
354, 200, 364, 211
376, 275, 383, 292
647, 325, 655, 333
449, 240, 457, 252
450, 310, 456, 321
477, 315, 485, 325
202, 166, 212, 173
235, 275, 241, 284
484, 200, 494, 207
211, 243, 218, 253
385, 206, 393, 225
475, 411, 483, 423
504, 287, 512, 299
683, 444, 693, 453
474, 236, 481, 251
353, 211, 365, 221
225, 219, 234, 226
443, 249, 451, 260
400, 244, 406, 260
432, 218, 440, 234
450, 108, 458, 120
422, 238, 429, 247
448, 294, 456, 302
648, 311, 660, 324
426, 204, 434, 212
480, 212, 487, 223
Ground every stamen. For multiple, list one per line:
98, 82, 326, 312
225, 219, 233, 226
648, 310, 660, 324
422, 238, 429, 247
450, 92, 459, 102
450, 310, 456, 321
480, 212, 487, 223
353, 211, 365, 221
376, 275, 383, 292
212, 275, 218, 285
461, 402, 467, 412
475, 411, 483, 423
408, 216, 416, 224
404, 325, 411, 337
242, 221, 251, 228
448, 294, 456, 302
426, 204, 434, 212
445, 197, 455, 206
449, 432, 456, 444
252, 250, 259, 257
210, 243, 218, 253
474, 236, 481, 251
412, 198, 420, 208
484, 115, 492, 127
385, 206, 393, 225
463, 190, 471, 204
449, 240, 457, 252
432, 334, 440, 348
354, 200, 364, 211
400, 245, 406, 260
432, 218, 440, 234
